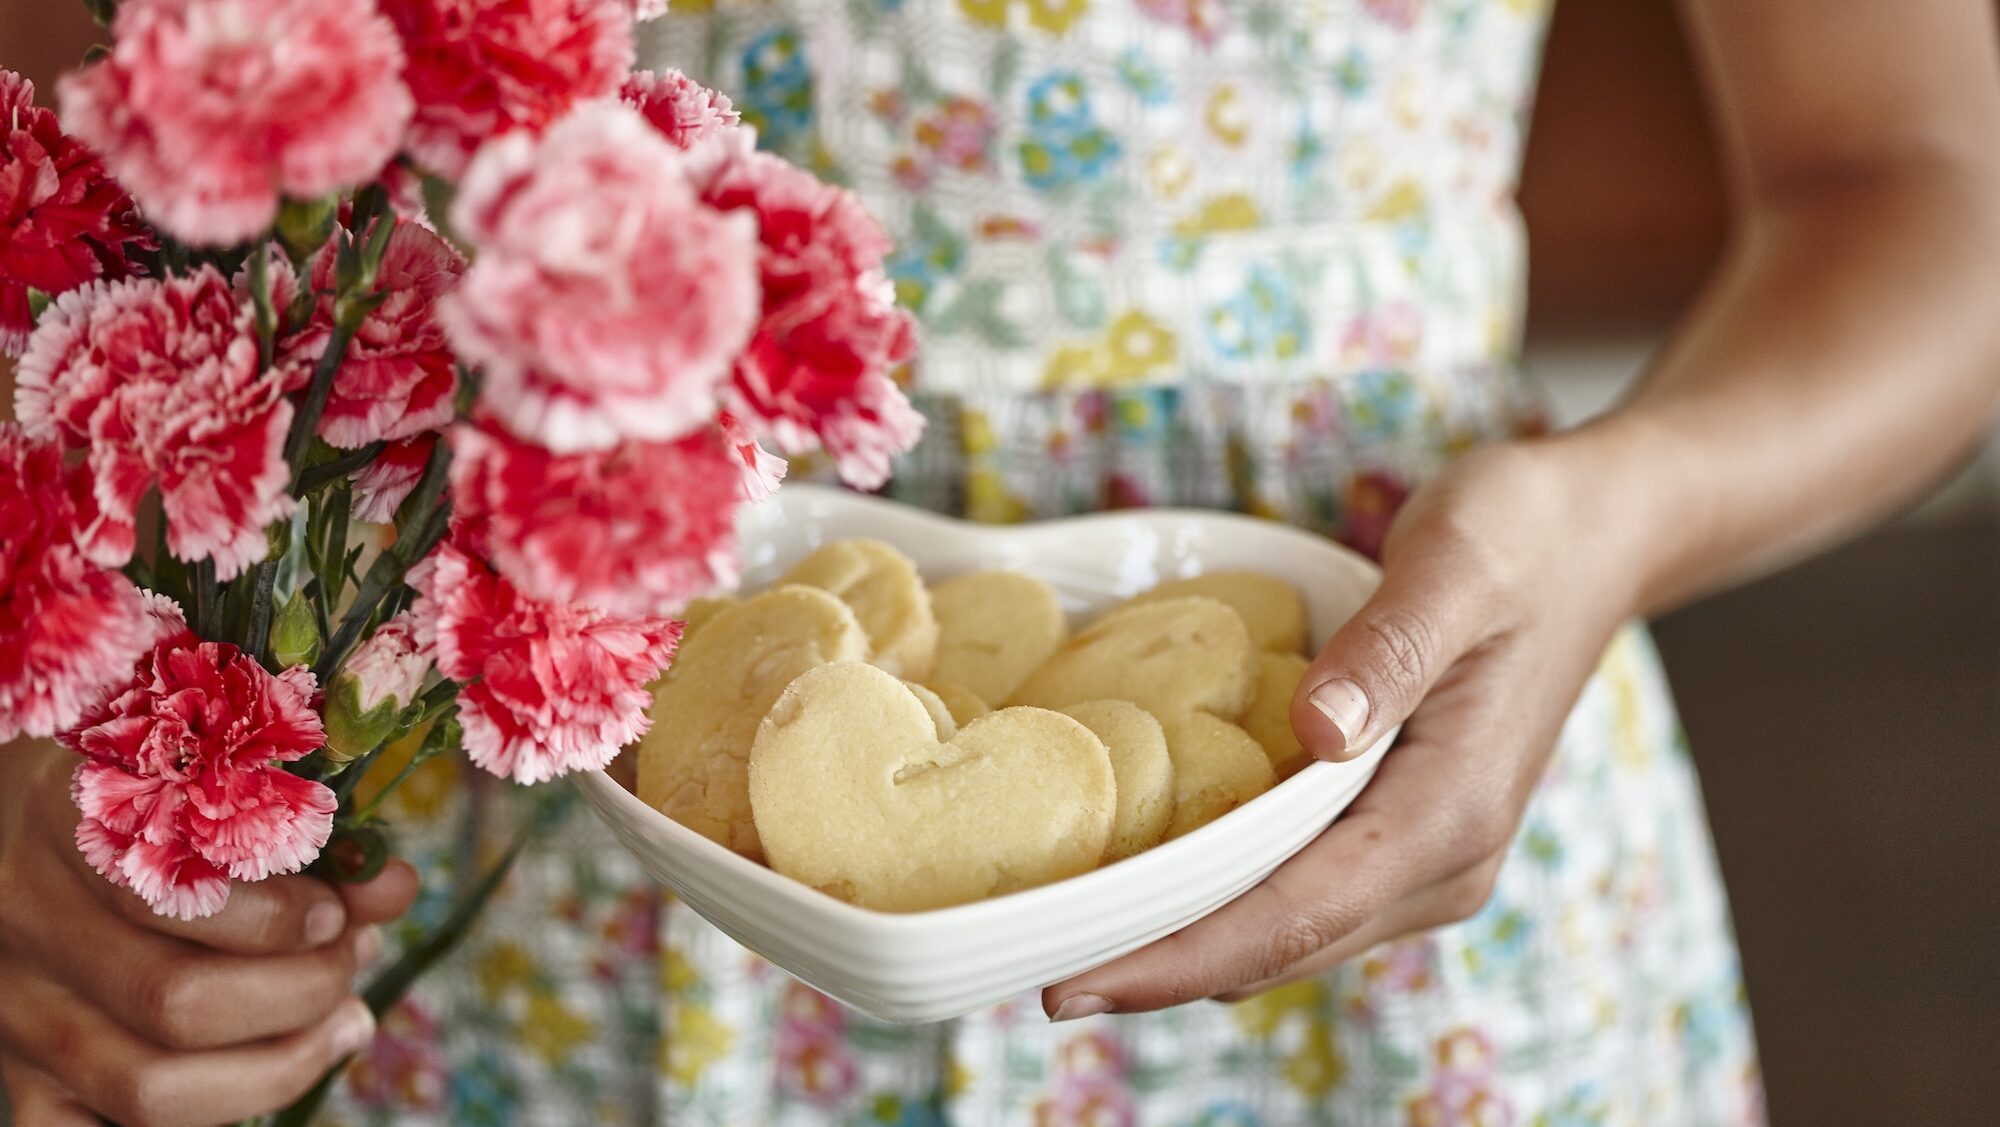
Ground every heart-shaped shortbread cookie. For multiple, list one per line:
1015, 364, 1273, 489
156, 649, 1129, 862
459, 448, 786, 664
1242, 651, 1312, 778
638, 587, 867, 859
1160, 712, 1276, 838
928, 570, 1068, 705
1124, 571, 1308, 655
750, 662, 1116, 912
1059, 700, 1175, 862
778, 539, 939, 680
904, 681, 958, 739
1008, 596, 1258, 720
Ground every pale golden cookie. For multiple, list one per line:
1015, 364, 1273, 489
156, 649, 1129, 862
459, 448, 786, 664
904, 681, 958, 739
675, 595, 738, 645
1008, 596, 1259, 720
1242, 652, 1313, 778
750, 662, 1116, 912
1059, 700, 1175, 863
922, 679, 991, 729
637, 586, 868, 860
778, 539, 940, 680
928, 570, 1068, 704
1161, 712, 1277, 839
1126, 571, 1308, 655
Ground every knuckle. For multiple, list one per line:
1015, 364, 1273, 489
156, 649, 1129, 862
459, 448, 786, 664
133, 967, 201, 1048
1440, 863, 1504, 924
1361, 607, 1437, 690
105, 1062, 173, 1127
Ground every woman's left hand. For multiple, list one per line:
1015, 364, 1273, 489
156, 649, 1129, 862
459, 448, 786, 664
1042, 438, 1646, 1019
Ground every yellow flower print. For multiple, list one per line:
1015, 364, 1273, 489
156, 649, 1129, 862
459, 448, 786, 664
1603, 629, 1653, 770
1230, 979, 1324, 1038
1204, 85, 1251, 147
1103, 310, 1177, 381
661, 944, 700, 993
1173, 192, 1262, 236
958, 0, 1010, 28
959, 409, 1000, 456
474, 941, 536, 1003
1366, 179, 1429, 226
966, 469, 1030, 525
1391, 73, 1425, 131
663, 1003, 737, 1086
1338, 137, 1383, 196
1041, 342, 1108, 389
1025, 0, 1089, 34
946, 1054, 973, 1098
520, 991, 596, 1065
1147, 145, 1195, 198
1284, 1021, 1346, 1099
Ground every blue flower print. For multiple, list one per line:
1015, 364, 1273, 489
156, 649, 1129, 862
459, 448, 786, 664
448, 1050, 521, 1127
1204, 266, 1310, 362
1018, 72, 1123, 191
739, 28, 814, 147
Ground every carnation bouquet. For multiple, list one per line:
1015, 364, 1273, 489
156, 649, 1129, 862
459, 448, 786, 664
0, 0, 918, 1118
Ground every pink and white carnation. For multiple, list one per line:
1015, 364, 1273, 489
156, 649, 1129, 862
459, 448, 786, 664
621, 68, 739, 151
351, 434, 437, 523
324, 613, 430, 761
0, 425, 153, 743
269, 221, 465, 448
631, 0, 670, 21
409, 541, 680, 784
16, 268, 293, 580
440, 102, 759, 453
66, 618, 336, 920
692, 142, 922, 489
1, 70, 154, 356
716, 410, 786, 502
57, 0, 414, 246
449, 415, 741, 616
382, 0, 635, 179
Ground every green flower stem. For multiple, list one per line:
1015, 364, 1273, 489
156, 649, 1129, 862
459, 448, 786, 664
243, 559, 280, 668
191, 558, 217, 639
347, 710, 456, 826
317, 480, 352, 609
296, 442, 385, 495
247, 245, 276, 372
282, 319, 359, 486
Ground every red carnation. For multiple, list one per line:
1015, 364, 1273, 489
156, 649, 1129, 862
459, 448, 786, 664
409, 541, 680, 784
67, 617, 335, 921
692, 140, 923, 489
449, 415, 742, 616
383, 0, 635, 179
0, 425, 155, 743
0, 70, 152, 356
269, 221, 465, 449
16, 268, 294, 580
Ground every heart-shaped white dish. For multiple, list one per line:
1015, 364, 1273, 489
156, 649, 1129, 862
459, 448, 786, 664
574, 484, 1397, 1024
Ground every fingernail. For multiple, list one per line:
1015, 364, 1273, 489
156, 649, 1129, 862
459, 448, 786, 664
352, 925, 383, 965
1049, 993, 1112, 1022
305, 901, 345, 947
1309, 679, 1370, 755
327, 1000, 376, 1056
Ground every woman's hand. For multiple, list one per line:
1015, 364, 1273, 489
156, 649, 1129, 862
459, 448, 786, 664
1043, 439, 1644, 1018
0, 739, 420, 1127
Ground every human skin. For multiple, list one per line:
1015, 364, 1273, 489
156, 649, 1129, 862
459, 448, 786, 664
1044, 0, 2000, 1019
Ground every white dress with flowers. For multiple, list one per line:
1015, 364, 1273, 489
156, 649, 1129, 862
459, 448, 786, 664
324, 3, 1765, 1125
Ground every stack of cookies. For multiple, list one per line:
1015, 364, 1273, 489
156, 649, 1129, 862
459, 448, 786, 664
635, 538, 1318, 913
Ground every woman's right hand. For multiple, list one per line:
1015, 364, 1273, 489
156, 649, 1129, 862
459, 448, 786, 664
0, 739, 419, 1127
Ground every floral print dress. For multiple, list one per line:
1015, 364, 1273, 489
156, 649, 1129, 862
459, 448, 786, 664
324, 2, 1765, 1124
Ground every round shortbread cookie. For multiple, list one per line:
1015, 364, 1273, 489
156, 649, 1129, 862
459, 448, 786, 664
1242, 651, 1313, 778
778, 539, 940, 680
1161, 712, 1277, 839
922, 680, 991, 729
637, 586, 868, 860
1008, 596, 1259, 721
928, 570, 1068, 705
1125, 571, 1309, 655
751, 662, 1116, 912
1060, 700, 1175, 863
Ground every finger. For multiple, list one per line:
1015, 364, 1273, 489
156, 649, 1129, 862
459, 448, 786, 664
334, 858, 420, 927
0, 1054, 99, 1127
1291, 541, 1498, 761
96, 873, 350, 955
0, 967, 375, 1127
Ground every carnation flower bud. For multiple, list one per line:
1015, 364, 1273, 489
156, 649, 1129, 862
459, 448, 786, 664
322, 615, 428, 763
276, 196, 340, 264
269, 590, 321, 668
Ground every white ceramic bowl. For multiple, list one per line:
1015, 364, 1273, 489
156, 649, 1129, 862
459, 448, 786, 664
574, 485, 1394, 1024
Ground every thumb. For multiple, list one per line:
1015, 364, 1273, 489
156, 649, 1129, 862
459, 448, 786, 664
1290, 546, 1491, 762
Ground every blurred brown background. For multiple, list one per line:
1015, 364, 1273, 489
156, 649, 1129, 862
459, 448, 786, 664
4, 3, 1996, 1125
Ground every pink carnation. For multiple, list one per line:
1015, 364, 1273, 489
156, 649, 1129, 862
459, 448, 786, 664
67, 625, 335, 920
1, 70, 153, 356
409, 542, 680, 784
693, 142, 923, 489
717, 410, 786, 502
0, 426, 154, 743
441, 102, 760, 453
621, 69, 739, 151
382, 0, 635, 179
352, 434, 437, 523
16, 268, 294, 580
449, 416, 741, 616
632, 0, 670, 19
270, 221, 465, 449
58, 0, 413, 246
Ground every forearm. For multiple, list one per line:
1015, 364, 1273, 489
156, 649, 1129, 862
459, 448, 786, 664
1548, 162, 2000, 617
